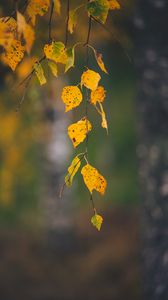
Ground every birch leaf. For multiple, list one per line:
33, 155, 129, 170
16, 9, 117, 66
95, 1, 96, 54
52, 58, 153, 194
87, 0, 109, 24
65, 46, 75, 72
68, 117, 92, 148
54, 0, 61, 15
48, 60, 58, 77
94, 49, 108, 74
34, 62, 46, 85
65, 156, 81, 187
91, 214, 103, 231
68, 9, 78, 34
44, 41, 66, 64
90, 86, 106, 105
1, 40, 25, 71
99, 102, 108, 133
26, 0, 50, 25
0, 17, 17, 50
81, 69, 101, 91
81, 163, 107, 195
108, 0, 120, 10
61, 86, 82, 112
17, 11, 35, 53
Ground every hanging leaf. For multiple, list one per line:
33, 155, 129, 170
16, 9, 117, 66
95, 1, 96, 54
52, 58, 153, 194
0, 17, 17, 50
44, 41, 67, 64
90, 86, 106, 105
17, 11, 35, 53
68, 9, 78, 34
61, 86, 82, 112
48, 60, 58, 77
34, 62, 46, 85
81, 69, 101, 91
94, 49, 108, 74
1, 40, 25, 71
65, 155, 81, 187
87, 0, 110, 24
68, 117, 92, 148
81, 163, 107, 195
26, 0, 50, 25
54, 0, 61, 15
98, 102, 108, 133
65, 46, 75, 72
91, 214, 103, 231
108, 0, 120, 10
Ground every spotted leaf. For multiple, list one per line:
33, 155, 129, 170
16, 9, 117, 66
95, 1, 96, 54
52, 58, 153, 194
61, 86, 82, 112
68, 117, 92, 148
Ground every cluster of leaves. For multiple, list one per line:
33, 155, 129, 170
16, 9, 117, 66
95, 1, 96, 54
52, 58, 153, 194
0, 0, 121, 231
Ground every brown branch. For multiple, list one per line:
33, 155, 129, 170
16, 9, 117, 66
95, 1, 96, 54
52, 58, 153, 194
4, 0, 29, 22
48, 0, 54, 42
65, 0, 70, 46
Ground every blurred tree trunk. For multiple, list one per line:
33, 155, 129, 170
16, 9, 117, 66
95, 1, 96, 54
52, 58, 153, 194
134, 0, 168, 299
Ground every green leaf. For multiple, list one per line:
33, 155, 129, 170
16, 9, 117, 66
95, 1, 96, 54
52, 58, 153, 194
91, 214, 103, 231
65, 46, 75, 73
87, 0, 109, 24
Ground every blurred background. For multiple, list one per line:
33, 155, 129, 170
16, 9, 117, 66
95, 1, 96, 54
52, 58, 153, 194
0, 1, 142, 299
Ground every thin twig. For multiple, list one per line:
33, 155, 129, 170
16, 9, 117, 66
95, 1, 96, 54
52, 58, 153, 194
90, 194, 97, 215
91, 15, 132, 63
16, 73, 32, 112
4, 0, 29, 22
48, 0, 54, 42
65, 0, 70, 46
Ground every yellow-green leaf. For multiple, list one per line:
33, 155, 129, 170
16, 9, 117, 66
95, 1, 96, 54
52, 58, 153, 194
34, 62, 46, 85
68, 9, 77, 34
65, 155, 81, 187
48, 60, 58, 77
65, 46, 75, 73
44, 41, 66, 64
91, 214, 103, 231
87, 0, 110, 24
61, 86, 82, 112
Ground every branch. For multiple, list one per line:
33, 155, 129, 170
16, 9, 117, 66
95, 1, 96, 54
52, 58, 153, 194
48, 0, 54, 42
65, 0, 70, 46
5, 0, 29, 22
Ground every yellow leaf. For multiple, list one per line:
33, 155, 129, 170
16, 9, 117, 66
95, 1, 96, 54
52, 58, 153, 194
61, 86, 82, 112
0, 17, 17, 50
65, 155, 81, 187
81, 69, 101, 91
68, 117, 92, 148
54, 0, 61, 15
17, 11, 35, 53
91, 214, 103, 231
99, 102, 108, 133
44, 41, 67, 64
34, 62, 46, 85
68, 9, 78, 34
1, 39, 25, 71
94, 49, 108, 74
48, 60, 58, 77
26, 0, 50, 25
108, 0, 120, 10
81, 163, 107, 195
90, 86, 106, 105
